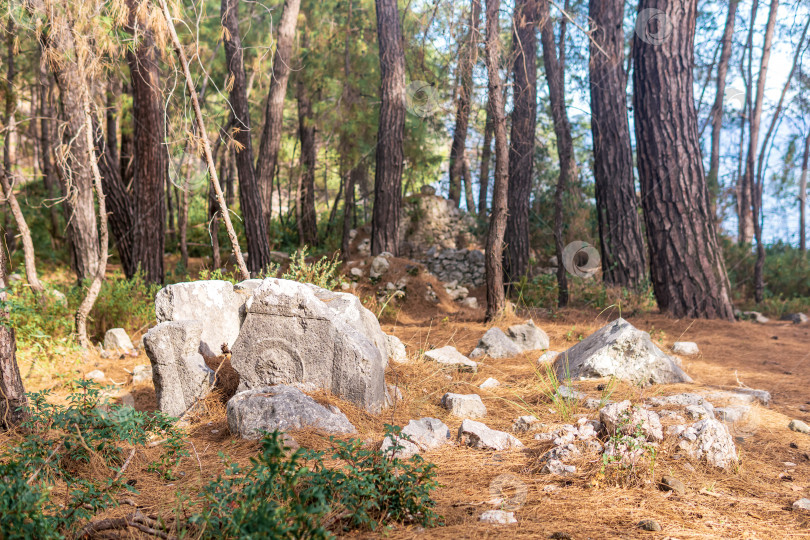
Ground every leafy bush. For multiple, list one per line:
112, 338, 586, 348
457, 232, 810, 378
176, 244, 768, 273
279, 247, 344, 291
188, 428, 440, 538
599, 406, 657, 487
0, 382, 187, 539
513, 273, 657, 314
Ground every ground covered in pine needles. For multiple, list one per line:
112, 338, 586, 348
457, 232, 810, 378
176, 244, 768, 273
7, 260, 810, 539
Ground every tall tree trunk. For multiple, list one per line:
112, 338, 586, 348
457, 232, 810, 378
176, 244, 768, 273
504, 0, 537, 284
296, 74, 318, 246
633, 0, 734, 320
539, 0, 576, 307
448, 0, 481, 208
706, 0, 738, 214
38, 58, 61, 242
126, 4, 167, 284
483, 0, 509, 321
747, 0, 781, 303
0, 244, 26, 429
120, 81, 135, 190
255, 0, 302, 227
159, 0, 250, 280
737, 0, 759, 245
221, 0, 273, 273
371, 0, 406, 255
588, 0, 646, 288
340, 0, 358, 261
800, 130, 809, 253
478, 102, 492, 214
462, 156, 476, 214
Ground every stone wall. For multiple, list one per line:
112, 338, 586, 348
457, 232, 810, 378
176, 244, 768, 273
421, 247, 485, 288
398, 191, 477, 257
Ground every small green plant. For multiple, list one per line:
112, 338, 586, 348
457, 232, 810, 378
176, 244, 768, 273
536, 358, 579, 421
281, 247, 345, 291
600, 406, 657, 486
0, 382, 187, 539
187, 427, 440, 538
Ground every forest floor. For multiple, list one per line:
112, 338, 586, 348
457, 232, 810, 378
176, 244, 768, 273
12, 256, 810, 539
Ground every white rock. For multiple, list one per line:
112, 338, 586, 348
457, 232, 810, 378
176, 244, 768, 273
703, 388, 771, 406
380, 417, 452, 457
470, 327, 522, 359
672, 341, 699, 355
104, 328, 135, 351
479, 378, 500, 389
537, 351, 560, 364
600, 400, 663, 442
789, 419, 810, 434
554, 318, 692, 385
714, 405, 751, 424
513, 415, 542, 432
458, 419, 524, 450
350, 267, 364, 278
541, 459, 576, 475
794, 498, 810, 511
369, 256, 390, 279
507, 320, 550, 351
85, 369, 105, 381
131, 364, 153, 385
677, 418, 738, 469
386, 334, 409, 364
441, 393, 487, 418
460, 297, 479, 309
424, 346, 478, 372
479, 510, 517, 524
742, 311, 769, 323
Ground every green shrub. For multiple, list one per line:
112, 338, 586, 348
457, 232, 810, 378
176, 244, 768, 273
188, 427, 441, 538
279, 247, 344, 291
0, 382, 187, 539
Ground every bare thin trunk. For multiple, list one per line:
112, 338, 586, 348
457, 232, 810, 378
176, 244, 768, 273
158, 0, 249, 280
484, 0, 509, 321
296, 74, 318, 246
255, 0, 302, 226
0, 243, 27, 429
478, 102, 492, 214
737, 0, 759, 244
800, 131, 809, 253
38, 57, 61, 241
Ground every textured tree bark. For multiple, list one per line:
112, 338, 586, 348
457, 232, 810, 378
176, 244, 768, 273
38, 58, 62, 242
483, 0, 509, 321
448, 0, 481, 208
478, 102, 492, 215
0, 245, 27, 429
539, 0, 576, 307
462, 156, 476, 214
371, 0, 406, 255
588, 0, 646, 288
633, 0, 734, 320
296, 74, 318, 247
255, 0, 302, 226
126, 4, 167, 284
221, 0, 273, 273
706, 0, 738, 214
800, 131, 809, 253
504, 0, 537, 285
737, 0, 759, 245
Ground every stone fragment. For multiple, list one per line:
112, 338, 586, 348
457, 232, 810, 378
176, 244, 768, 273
380, 417, 452, 458
677, 419, 738, 469
794, 498, 810, 510
470, 327, 522, 359
369, 256, 390, 279
541, 459, 576, 475
507, 320, 550, 351
460, 297, 479, 309
537, 351, 560, 364
781, 313, 809, 324
600, 400, 663, 442
742, 311, 769, 323
458, 419, 524, 450
103, 328, 134, 351
131, 364, 153, 385
441, 393, 487, 418
659, 475, 686, 495
231, 279, 386, 412
226, 385, 356, 439
479, 378, 500, 389
637, 519, 662, 532
85, 370, 105, 381
144, 320, 214, 417
553, 318, 692, 385
789, 419, 810, 434
672, 341, 699, 355
424, 346, 478, 372
714, 405, 750, 424
512, 415, 543, 432
386, 334, 408, 364
479, 510, 517, 524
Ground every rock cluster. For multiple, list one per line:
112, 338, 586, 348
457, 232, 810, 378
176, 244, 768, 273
397, 194, 477, 259
420, 247, 485, 288
380, 417, 452, 458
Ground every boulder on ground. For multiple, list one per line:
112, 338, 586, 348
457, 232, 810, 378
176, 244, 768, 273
781, 313, 809, 324
369, 255, 390, 279
380, 417, 451, 457
672, 341, 699, 355
676, 418, 738, 469
600, 400, 663, 442
458, 419, 524, 450
385, 334, 408, 364
507, 320, 550, 351
537, 351, 560, 364
131, 364, 153, 385
553, 318, 692, 385
103, 328, 134, 351
460, 297, 478, 309
143, 320, 214, 416
441, 393, 487, 418
155, 280, 247, 358
227, 385, 356, 439
470, 327, 522, 359
424, 346, 478, 372
789, 419, 810, 434
794, 498, 810, 511
230, 278, 386, 413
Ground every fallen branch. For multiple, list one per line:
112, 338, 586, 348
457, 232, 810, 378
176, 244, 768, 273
76, 510, 174, 539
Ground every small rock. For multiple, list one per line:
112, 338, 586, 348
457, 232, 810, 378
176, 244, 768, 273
460, 297, 478, 309
369, 256, 390, 279
349, 267, 364, 279
637, 519, 662, 532
659, 475, 686, 495
793, 498, 810, 510
386, 334, 409, 364
537, 350, 560, 364
781, 313, 809, 324
104, 328, 135, 352
85, 369, 105, 381
600, 400, 663, 442
513, 415, 543, 432
131, 364, 153, 385
479, 510, 517, 524
470, 327, 522, 359
441, 393, 487, 418
714, 405, 750, 424
424, 346, 478, 372
742, 311, 769, 323
549, 533, 572, 540
556, 385, 585, 401
677, 418, 738, 469
458, 419, 523, 450
672, 341, 699, 355
384, 384, 404, 408
8, 273, 22, 282
380, 418, 451, 458
685, 404, 714, 420
47, 289, 68, 307
703, 388, 771, 406
789, 420, 810, 434
507, 320, 550, 351
479, 377, 500, 389
541, 459, 576, 476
